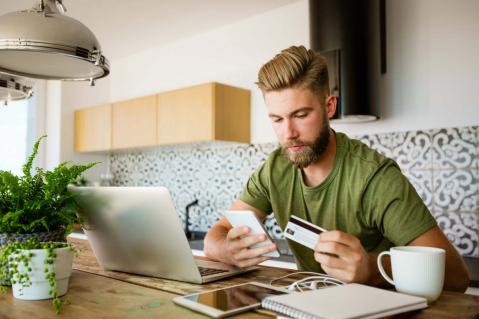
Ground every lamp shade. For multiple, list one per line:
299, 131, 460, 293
0, 0, 109, 82
0, 74, 33, 102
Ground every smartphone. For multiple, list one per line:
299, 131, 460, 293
224, 210, 280, 258
173, 281, 288, 318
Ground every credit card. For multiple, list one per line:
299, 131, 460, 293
284, 215, 327, 250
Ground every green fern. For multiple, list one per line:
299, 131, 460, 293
0, 136, 96, 234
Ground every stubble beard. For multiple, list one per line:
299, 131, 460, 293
281, 121, 331, 169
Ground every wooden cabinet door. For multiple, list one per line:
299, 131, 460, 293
157, 83, 214, 144
112, 95, 157, 149
74, 104, 111, 152
214, 83, 250, 143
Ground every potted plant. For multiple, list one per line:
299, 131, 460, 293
0, 238, 76, 314
0, 135, 96, 245
0, 135, 95, 313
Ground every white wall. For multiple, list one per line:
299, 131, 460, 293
44, 81, 62, 170
109, 0, 479, 140
59, 78, 111, 181
332, 0, 479, 136
46, 0, 479, 180
33, 80, 55, 170
109, 0, 310, 143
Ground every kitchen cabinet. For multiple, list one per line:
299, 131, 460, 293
111, 95, 157, 149
74, 82, 250, 152
74, 104, 111, 152
157, 82, 250, 144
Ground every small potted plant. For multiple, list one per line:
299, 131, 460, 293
0, 135, 96, 245
0, 238, 76, 314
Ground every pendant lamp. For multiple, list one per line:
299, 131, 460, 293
0, 0, 109, 85
0, 74, 33, 104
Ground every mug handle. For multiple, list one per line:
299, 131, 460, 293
377, 251, 395, 285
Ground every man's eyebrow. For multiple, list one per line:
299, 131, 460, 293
268, 107, 313, 118
290, 107, 313, 115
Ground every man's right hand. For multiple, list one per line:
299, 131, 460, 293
203, 199, 273, 267
224, 226, 277, 268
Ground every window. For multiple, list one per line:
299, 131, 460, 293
0, 97, 36, 175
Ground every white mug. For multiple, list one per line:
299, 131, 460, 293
377, 246, 445, 303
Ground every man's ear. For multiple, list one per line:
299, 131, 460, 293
325, 95, 337, 119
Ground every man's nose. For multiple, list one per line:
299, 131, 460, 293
284, 120, 298, 140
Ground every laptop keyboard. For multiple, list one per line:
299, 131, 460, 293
198, 266, 228, 277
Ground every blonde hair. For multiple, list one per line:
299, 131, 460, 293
256, 45, 329, 98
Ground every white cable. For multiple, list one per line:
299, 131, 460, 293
269, 271, 329, 286
293, 276, 344, 286
291, 275, 344, 292
269, 271, 345, 292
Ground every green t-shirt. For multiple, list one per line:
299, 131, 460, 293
240, 132, 437, 272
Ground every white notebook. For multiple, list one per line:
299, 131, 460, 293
261, 283, 428, 319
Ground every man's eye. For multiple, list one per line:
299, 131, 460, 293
296, 113, 307, 118
272, 118, 283, 123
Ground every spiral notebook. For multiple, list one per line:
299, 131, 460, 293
261, 283, 428, 319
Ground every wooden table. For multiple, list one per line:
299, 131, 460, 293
1, 238, 478, 318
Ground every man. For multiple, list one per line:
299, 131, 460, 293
204, 45, 469, 291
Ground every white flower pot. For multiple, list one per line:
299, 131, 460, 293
11, 246, 74, 300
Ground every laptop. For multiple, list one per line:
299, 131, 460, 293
68, 186, 257, 284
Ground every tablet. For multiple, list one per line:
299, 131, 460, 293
224, 210, 280, 258
173, 282, 288, 318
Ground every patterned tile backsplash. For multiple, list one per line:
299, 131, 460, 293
110, 125, 479, 256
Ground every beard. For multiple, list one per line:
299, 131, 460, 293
281, 121, 330, 169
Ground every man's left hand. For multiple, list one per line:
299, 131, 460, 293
314, 230, 371, 283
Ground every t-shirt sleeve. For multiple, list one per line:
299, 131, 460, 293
239, 163, 273, 214
361, 161, 437, 246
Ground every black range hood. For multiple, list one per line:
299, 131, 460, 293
309, 0, 384, 123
